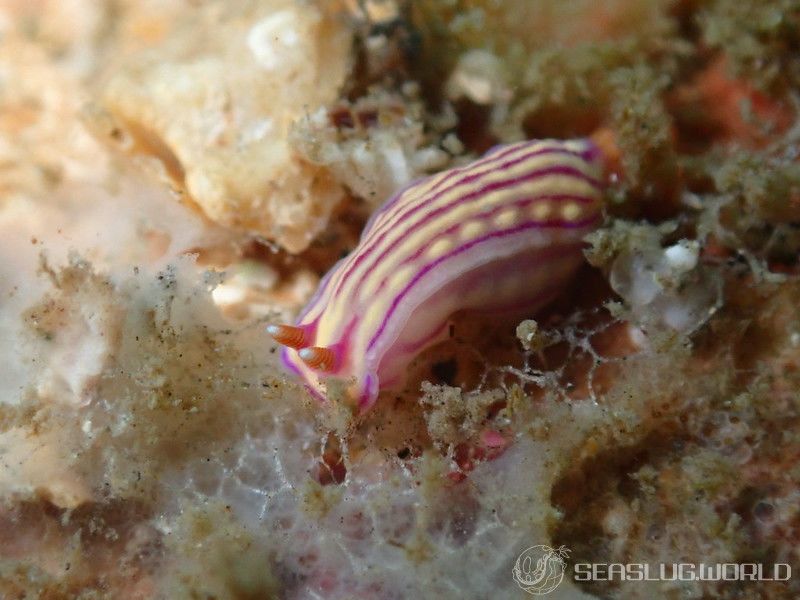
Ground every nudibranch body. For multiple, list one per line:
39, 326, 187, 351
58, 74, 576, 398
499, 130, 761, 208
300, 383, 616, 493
269, 138, 604, 410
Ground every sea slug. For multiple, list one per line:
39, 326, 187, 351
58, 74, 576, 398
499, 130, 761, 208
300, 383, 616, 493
269, 138, 604, 410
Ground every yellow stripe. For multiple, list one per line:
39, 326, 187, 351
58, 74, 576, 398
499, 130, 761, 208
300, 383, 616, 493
349, 167, 598, 312
304, 142, 600, 347
357, 140, 541, 245
331, 151, 597, 318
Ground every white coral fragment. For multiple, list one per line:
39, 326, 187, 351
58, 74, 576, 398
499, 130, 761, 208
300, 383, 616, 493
446, 49, 512, 106
101, 1, 352, 253
608, 228, 721, 334
247, 9, 304, 71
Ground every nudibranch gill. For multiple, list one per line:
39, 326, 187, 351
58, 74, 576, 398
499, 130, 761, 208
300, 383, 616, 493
269, 138, 604, 411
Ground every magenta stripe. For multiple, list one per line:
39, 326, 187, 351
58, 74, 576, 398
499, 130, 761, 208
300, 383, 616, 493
401, 142, 551, 205
361, 145, 593, 246
349, 166, 599, 296
399, 192, 595, 267
360, 141, 539, 237
280, 347, 303, 377
327, 147, 598, 304
366, 214, 601, 351
299, 142, 597, 327
295, 259, 343, 321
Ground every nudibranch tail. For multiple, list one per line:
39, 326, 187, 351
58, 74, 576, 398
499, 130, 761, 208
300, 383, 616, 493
271, 138, 605, 411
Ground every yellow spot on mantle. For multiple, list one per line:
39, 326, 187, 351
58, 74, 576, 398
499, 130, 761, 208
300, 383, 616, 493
494, 208, 517, 228
427, 238, 453, 258
530, 203, 550, 220
561, 202, 582, 221
387, 265, 414, 290
461, 221, 485, 239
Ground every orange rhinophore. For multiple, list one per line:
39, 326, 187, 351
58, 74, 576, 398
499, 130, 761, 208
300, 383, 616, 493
266, 324, 309, 349
298, 346, 338, 372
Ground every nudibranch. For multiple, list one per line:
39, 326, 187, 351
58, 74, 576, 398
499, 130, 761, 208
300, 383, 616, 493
269, 138, 604, 410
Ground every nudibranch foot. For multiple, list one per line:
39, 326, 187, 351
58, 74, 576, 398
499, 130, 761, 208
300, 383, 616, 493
270, 138, 605, 411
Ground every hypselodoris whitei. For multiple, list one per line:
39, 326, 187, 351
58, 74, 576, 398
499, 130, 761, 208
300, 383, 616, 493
269, 138, 605, 411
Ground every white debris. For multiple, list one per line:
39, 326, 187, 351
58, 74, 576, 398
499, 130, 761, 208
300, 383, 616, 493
609, 230, 722, 335
247, 9, 305, 71
446, 50, 511, 106
663, 240, 699, 272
